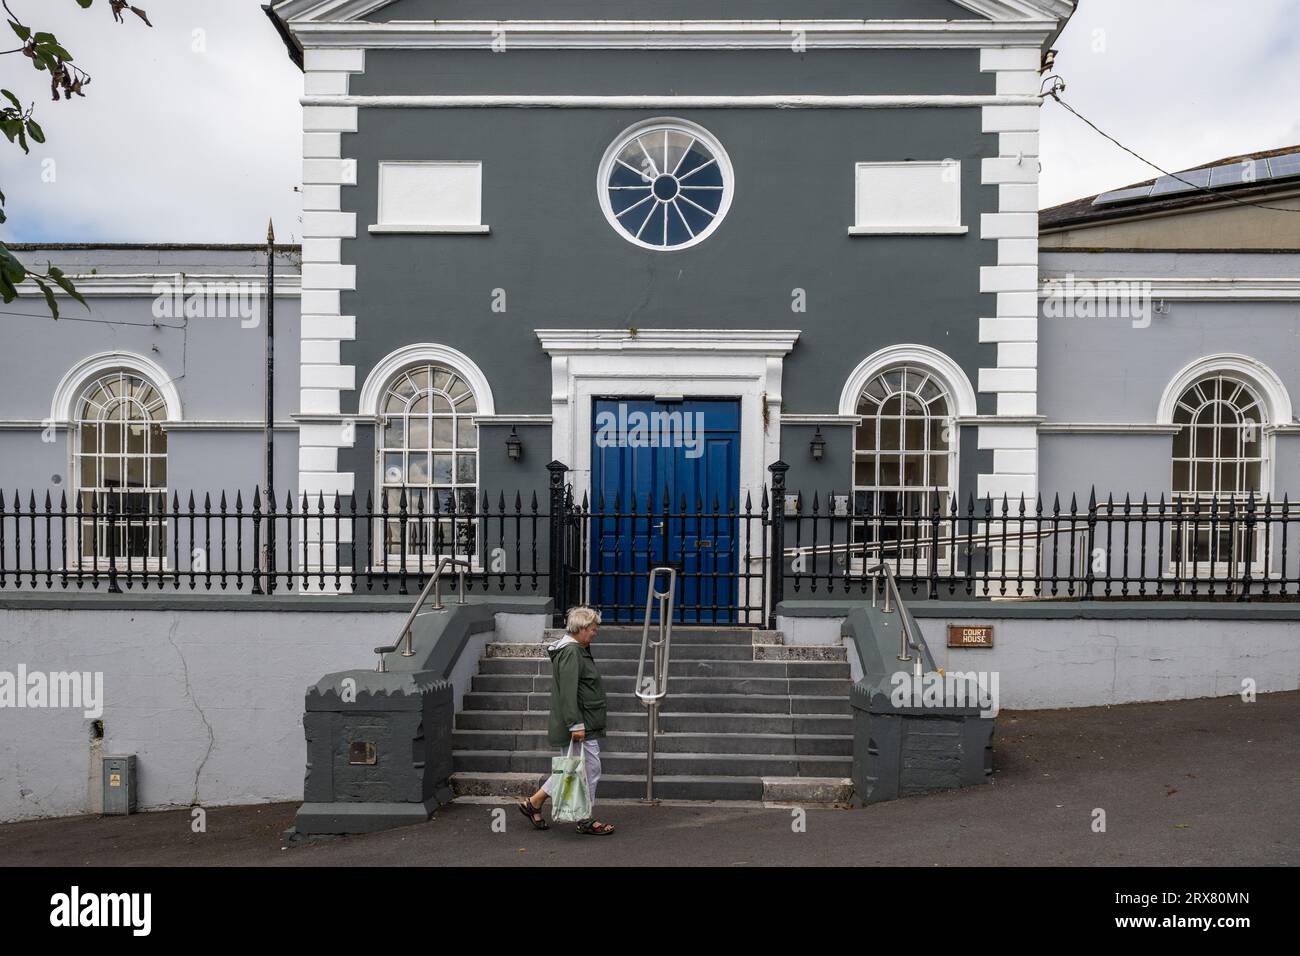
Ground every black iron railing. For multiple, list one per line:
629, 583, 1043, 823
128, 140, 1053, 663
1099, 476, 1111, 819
783, 489, 1300, 601
2, 476, 1297, 611
0, 488, 547, 596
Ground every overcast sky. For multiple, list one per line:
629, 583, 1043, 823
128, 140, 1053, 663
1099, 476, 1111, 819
1, 0, 1298, 244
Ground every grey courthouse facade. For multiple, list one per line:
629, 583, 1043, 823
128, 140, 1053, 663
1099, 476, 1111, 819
265, 0, 1078, 587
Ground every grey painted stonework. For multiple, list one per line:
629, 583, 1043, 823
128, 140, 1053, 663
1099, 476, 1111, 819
842, 604, 994, 804
370, 0, 987, 21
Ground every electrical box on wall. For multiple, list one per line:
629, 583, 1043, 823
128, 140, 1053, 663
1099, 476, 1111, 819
102, 754, 137, 815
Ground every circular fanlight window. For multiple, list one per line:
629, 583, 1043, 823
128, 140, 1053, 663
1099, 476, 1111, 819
598, 119, 734, 251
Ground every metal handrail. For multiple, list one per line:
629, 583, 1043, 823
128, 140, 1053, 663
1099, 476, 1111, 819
373, 556, 471, 672
867, 562, 923, 678
635, 567, 676, 802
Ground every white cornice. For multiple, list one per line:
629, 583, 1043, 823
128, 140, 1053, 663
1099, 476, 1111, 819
12, 273, 302, 298
536, 328, 800, 355
1039, 277, 1300, 301
289, 20, 1061, 50
305, 93, 1037, 109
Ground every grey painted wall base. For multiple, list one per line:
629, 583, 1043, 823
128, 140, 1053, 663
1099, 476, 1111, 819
842, 606, 993, 805
780, 599, 1300, 711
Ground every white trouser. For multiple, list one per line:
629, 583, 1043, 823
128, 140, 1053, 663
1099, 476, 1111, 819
542, 739, 601, 805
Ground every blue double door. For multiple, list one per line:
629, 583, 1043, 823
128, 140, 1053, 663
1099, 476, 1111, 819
590, 399, 741, 623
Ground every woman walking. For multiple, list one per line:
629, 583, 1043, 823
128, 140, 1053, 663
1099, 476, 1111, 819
518, 606, 616, 835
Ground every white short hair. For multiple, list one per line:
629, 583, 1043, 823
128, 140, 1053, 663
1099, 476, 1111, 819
565, 606, 602, 634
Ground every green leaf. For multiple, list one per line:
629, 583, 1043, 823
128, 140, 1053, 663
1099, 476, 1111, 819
0, 245, 28, 284
77, 0, 94, 7
25, 118, 44, 143
47, 265, 87, 310
9, 22, 31, 42
33, 277, 60, 321
1, 89, 20, 111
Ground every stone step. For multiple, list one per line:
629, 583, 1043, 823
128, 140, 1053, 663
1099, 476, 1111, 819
452, 728, 854, 757
460, 691, 852, 716
451, 772, 853, 804
470, 674, 851, 698
478, 657, 850, 679
545, 627, 761, 646
452, 749, 853, 779
451, 771, 765, 802
486, 642, 760, 662
455, 710, 852, 736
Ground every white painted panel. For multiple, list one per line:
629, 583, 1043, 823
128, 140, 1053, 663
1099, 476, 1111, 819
302, 263, 357, 291
996, 70, 1042, 96
982, 156, 1038, 185
997, 238, 1038, 265
300, 184, 341, 212
304, 71, 350, 96
300, 471, 356, 497
998, 132, 1040, 158
855, 161, 961, 230
378, 161, 483, 227
980, 212, 1038, 239
303, 132, 341, 159
998, 183, 1039, 213
979, 367, 1037, 393
980, 48, 1042, 73
300, 339, 341, 365
301, 238, 342, 264
997, 392, 1039, 416
299, 446, 339, 473
301, 363, 356, 390
301, 290, 341, 316
300, 388, 341, 415
980, 317, 1038, 343
981, 105, 1040, 133
978, 474, 1037, 499
977, 424, 1038, 450
301, 315, 355, 340
997, 342, 1038, 368
997, 292, 1039, 317
302, 211, 357, 239
303, 158, 357, 186
302, 105, 358, 133
981, 265, 1038, 294
303, 48, 366, 73
299, 423, 355, 449
994, 449, 1038, 473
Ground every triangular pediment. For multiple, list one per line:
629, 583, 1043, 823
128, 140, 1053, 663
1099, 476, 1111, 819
271, 0, 1075, 24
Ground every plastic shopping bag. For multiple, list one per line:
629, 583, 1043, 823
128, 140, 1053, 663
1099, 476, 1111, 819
549, 741, 592, 823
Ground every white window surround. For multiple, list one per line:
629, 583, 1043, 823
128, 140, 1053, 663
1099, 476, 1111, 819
370, 160, 490, 235
359, 343, 496, 419
1156, 353, 1293, 427
51, 351, 182, 424
839, 345, 978, 419
536, 328, 799, 505
597, 117, 735, 252
851, 161, 967, 236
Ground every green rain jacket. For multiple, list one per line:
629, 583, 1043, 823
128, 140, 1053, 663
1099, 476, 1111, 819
546, 636, 608, 748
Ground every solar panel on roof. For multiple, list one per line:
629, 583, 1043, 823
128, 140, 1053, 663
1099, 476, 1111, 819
1150, 168, 1212, 196
1209, 161, 1268, 189
1266, 151, 1300, 181
1092, 184, 1154, 206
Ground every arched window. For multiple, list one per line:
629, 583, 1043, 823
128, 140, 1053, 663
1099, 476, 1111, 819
1170, 373, 1266, 572
1171, 373, 1265, 500
76, 370, 169, 564
853, 364, 955, 565
378, 362, 479, 557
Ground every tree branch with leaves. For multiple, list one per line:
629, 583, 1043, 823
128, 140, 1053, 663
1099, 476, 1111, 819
1, 0, 150, 317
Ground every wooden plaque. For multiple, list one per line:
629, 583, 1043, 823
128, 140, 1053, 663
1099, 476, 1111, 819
948, 624, 994, 648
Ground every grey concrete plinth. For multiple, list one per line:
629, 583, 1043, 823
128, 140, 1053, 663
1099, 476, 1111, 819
294, 797, 449, 835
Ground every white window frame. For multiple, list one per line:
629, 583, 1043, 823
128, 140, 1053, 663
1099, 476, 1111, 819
597, 117, 735, 252
369, 160, 490, 235
850, 160, 967, 236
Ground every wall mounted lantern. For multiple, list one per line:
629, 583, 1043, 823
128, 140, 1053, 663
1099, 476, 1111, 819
506, 426, 523, 462
809, 427, 826, 462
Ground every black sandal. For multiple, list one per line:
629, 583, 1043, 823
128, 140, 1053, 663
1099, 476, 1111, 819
575, 819, 615, 835
518, 798, 549, 830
